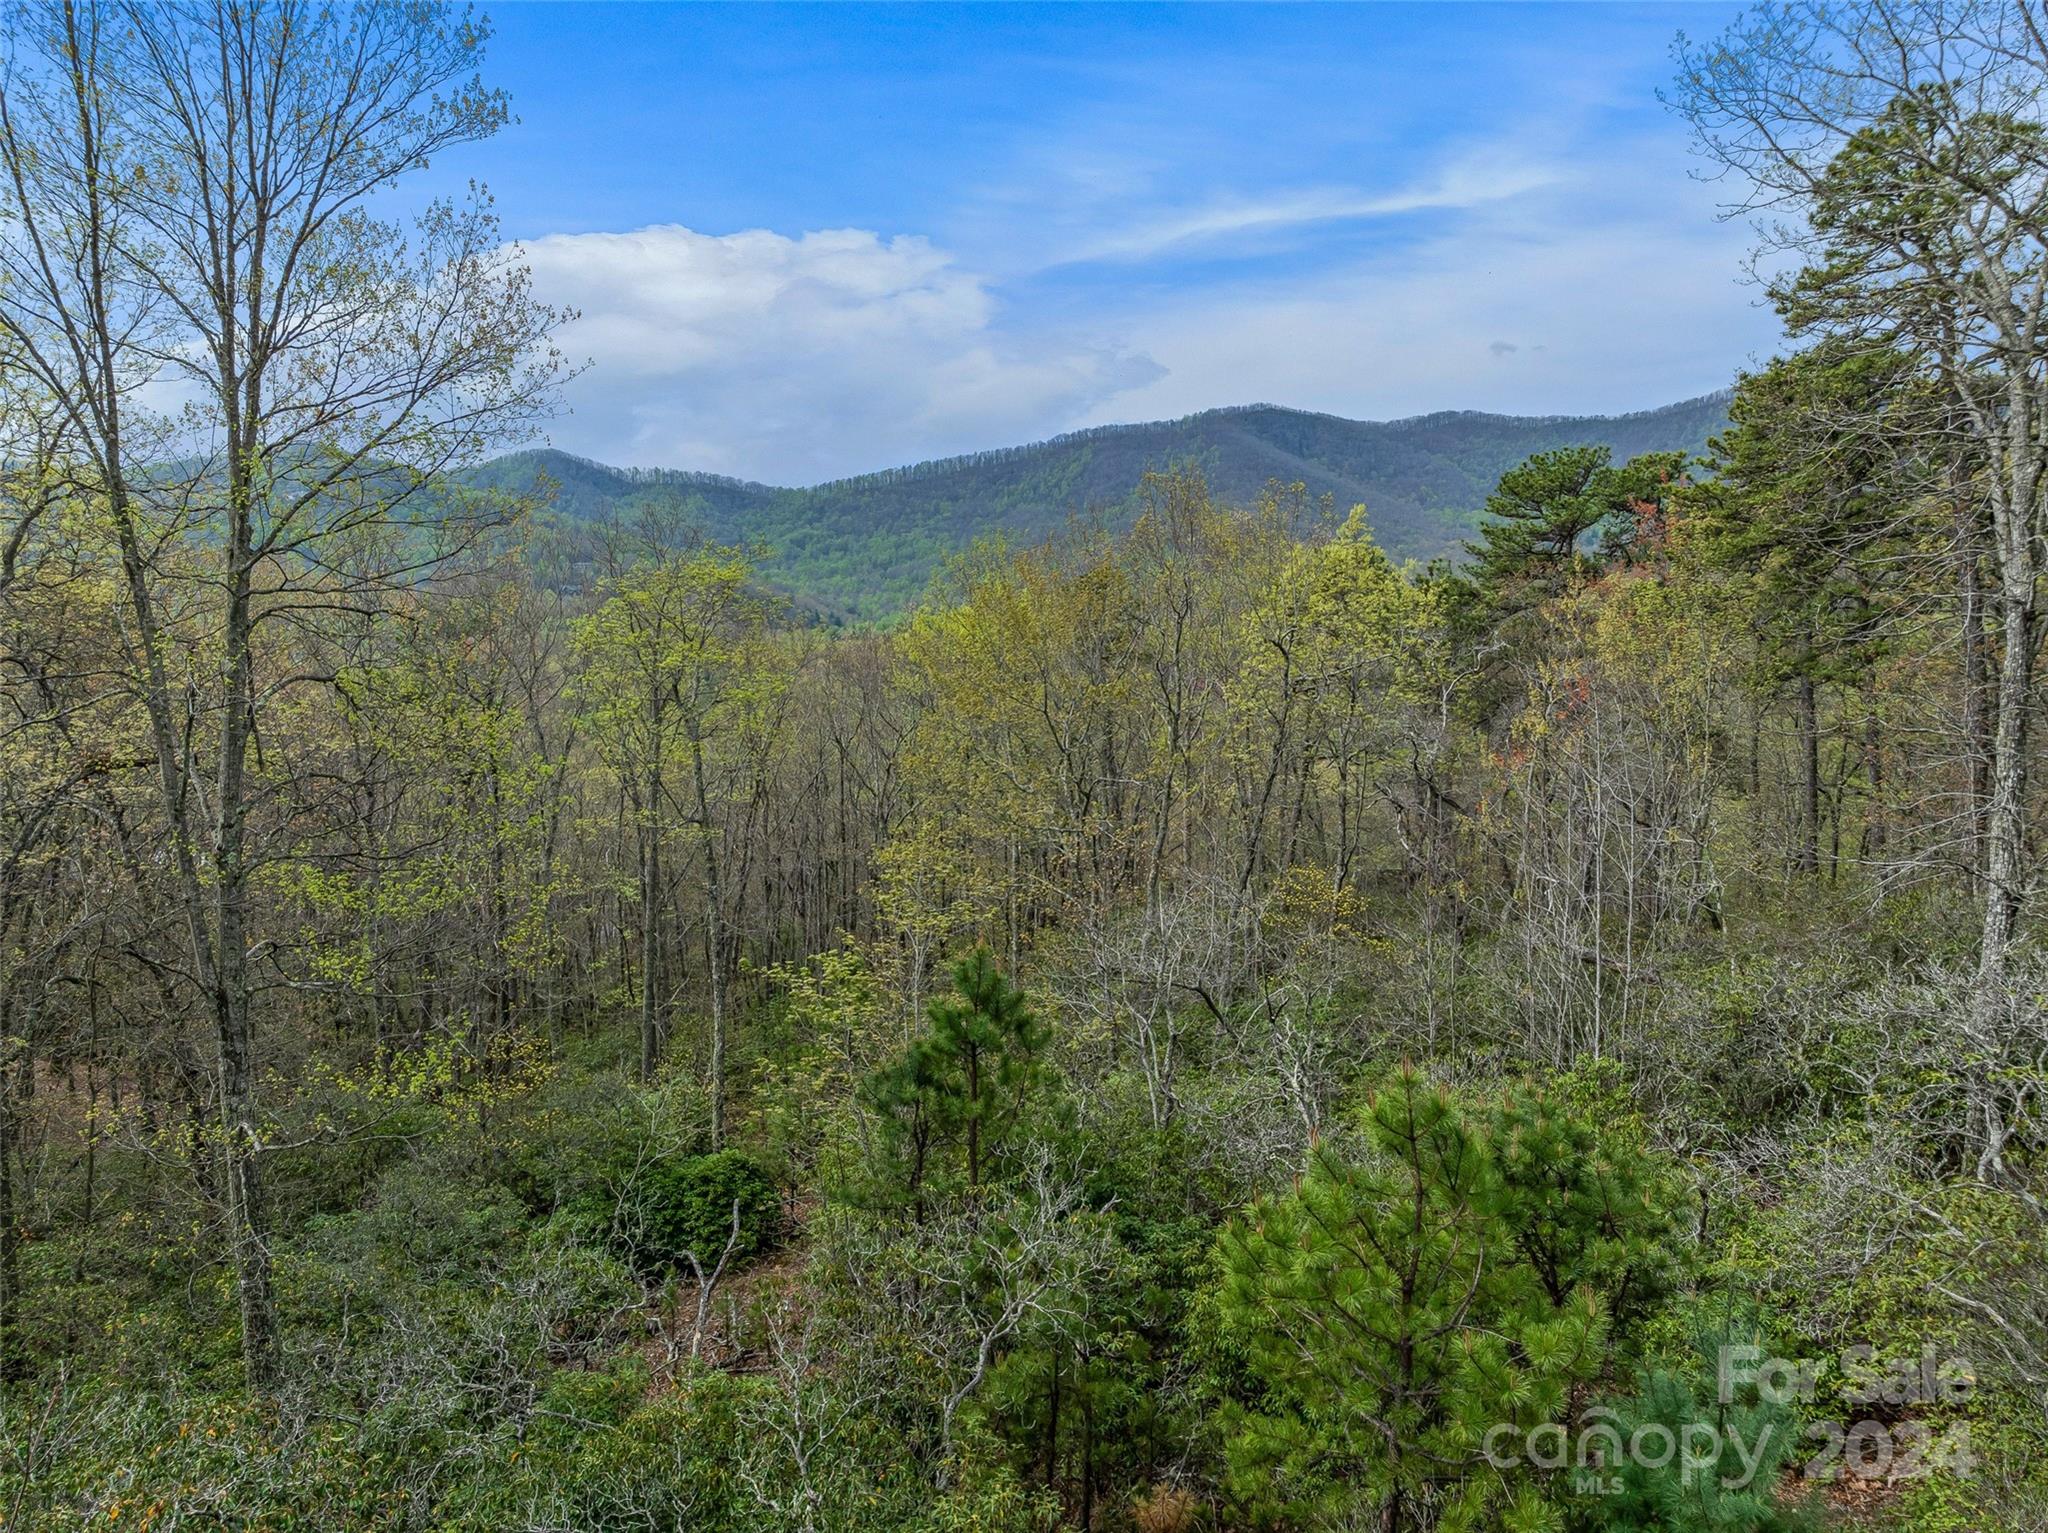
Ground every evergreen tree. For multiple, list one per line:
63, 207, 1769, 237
1462, 445, 1619, 622
1583, 1315, 1815, 1533
1462, 447, 1694, 614
1215, 1070, 1605, 1533
863, 947, 1047, 1214
1680, 346, 1914, 871
1456, 446, 1693, 725
1489, 1080, 1689, 1335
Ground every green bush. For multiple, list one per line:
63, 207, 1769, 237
630, 1149, 782, 1271
485, 1065, 679, 1215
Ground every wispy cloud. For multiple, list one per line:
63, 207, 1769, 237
1046, 156, 1559, 267
1064, 134, 1777, 430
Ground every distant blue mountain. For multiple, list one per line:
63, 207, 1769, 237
470, 392, 1731, 620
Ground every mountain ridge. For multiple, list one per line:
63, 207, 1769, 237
474, 391, 1732, 619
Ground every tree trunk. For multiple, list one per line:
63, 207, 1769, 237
1045, 1342, 1061, 1498
1980, 589, 2034, 985
1863, 712, 1888, 858
215, 406, 281, 1395
211, 138, 283, 1368
1960, 522, 1994, 884
690, 732, 730, 1147
0, 1031, 19, 1383
1797, 675, 1821, 875
1079, 1359, 1094, 1532
966, 1039, 982, 1190
640, 775, 663, 1083
1976, 580, 2036, 1182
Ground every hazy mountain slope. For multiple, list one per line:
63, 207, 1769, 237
476, 392, 1730, 620
466, 453, 781, 529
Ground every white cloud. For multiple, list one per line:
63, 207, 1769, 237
520, 223, 1159, 480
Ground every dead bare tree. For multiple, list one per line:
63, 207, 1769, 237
736, 1295, 887, 1533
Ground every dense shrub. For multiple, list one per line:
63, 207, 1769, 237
630, 1149, 783, 1271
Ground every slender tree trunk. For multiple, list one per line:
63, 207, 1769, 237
1960, 522, 1994, 885
640, 772, 663, 1082
1797, 675, 1821, 875
689, 731, 729, 1147
215, 405, 281, 1395
0, 1027, 19, 1384
963, 1037, 983, 1189
1044, 1341, 1061, 1498
1079, 1359, 1094, 1532
1976, 577, 2036, 1182
1980, 588, 2035, 988
1863, 712, 1888, 858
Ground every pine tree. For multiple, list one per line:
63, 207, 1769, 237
1681, 345, 1912, 872
1584, 1314, 1815, 1533
1456, 446, 1693, 722
863, 947, 1047, 1214
929, 947, 1045, 1189
1462, 445, 1619, 621
1489, 1080, 1688, 1333
1215, 1070, 1606, 1532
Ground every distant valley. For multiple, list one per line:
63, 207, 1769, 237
471, 392, 1731, 620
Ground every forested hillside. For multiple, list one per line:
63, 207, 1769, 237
471, 393, 1731, 619
4, 5, 2048, 1533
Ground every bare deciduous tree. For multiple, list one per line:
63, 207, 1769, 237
0, 0, 565, 1391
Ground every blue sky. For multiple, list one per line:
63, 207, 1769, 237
435, 2, 1783, 482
